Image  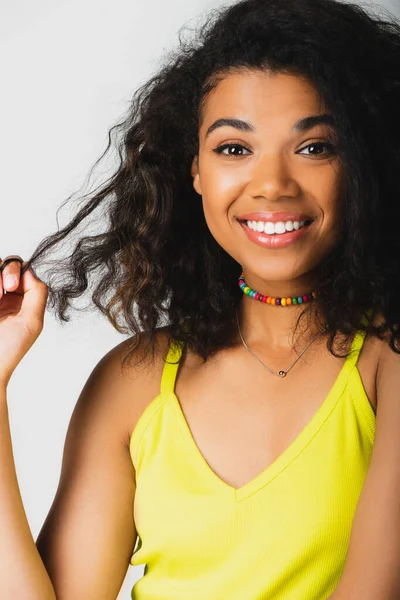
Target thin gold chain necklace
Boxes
[235,309,326,378]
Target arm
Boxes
[1,336,144,600]
[0,261,55,599]
[35,340,140,599]
[329,338,400,599]
[0,258,143,599]
[0,389,56,600]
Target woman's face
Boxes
[191,69,342,293]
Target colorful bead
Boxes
[237,272,316,307]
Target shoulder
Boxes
[96,325,172,382]
[35,328,174,596]
[72,326,174,447]
[359,322,400,413]
[361,315,400,382]
[376,332,400,392]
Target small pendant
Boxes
[279,370,286,377]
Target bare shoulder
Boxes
[91,326,173,444]
[52,325,174,460]
[375,329,400,385]
[358,320,400,412]
[35,327,174,598]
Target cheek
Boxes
[325,190,342,240]
[201,194,230,236]
[312,169,342,228]
[201,166,243,204]
[199,149,248,196]
[200,188,240,258]
[326,166,343,212]
[199,174,234,228]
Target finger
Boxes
[0,255,24,271]
[18,265,48,330]
[0,256,24,293]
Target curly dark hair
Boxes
[24,0,400,367]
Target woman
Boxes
[1,0,400,597]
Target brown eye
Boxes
[298,142,336,157]
[213,143,252,156]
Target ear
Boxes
[191,155,202,195]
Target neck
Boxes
[236,276,324,352]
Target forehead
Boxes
[200,69,324,129]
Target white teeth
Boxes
[245,219,309,235]
[256,221,265,232]
[274,221,286,234]
[285,220,294,232]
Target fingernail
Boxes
[5,275,17,288]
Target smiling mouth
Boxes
[239,218,314,235]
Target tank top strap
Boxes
[346,327,367,368]
[160,339,184,396]
[159,326,368,394]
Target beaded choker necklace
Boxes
[237,272,316,306]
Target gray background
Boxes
[1,0,398,597]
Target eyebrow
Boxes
[205,114,336,138]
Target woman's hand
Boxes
[0,256,48,388]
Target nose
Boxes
[246,152,301,202]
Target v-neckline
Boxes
[167,340,360,503]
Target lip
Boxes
[239,219,313,249]
[237,211,313,223]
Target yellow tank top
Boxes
[129,329,376,599]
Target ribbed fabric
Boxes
[129,330,376,599]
